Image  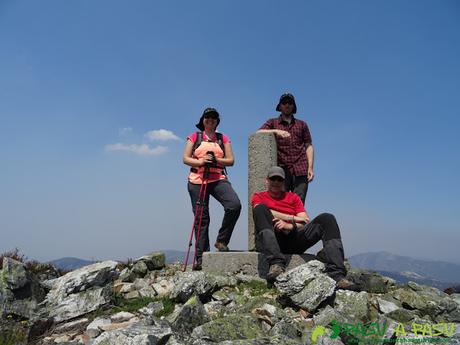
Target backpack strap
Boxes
[191,131,203,158]
[215,132,225,158]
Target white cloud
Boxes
[105,143,168,156]
[119,127,133,136]
[145,129,180,141]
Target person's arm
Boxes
[257,129,290,138]
[215,142,235,166]
[270,210,310,225]
[182,139,212,167]
[306,143,314,182]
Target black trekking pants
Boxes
[253,204,347,280]
[188,179,241,259]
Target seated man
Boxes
[251,166,356,289]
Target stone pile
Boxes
[1,254,459,345]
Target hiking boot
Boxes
[214,242,229,252]
[192,257,202,271]
[266,264,285,283]
[336,278,359,291]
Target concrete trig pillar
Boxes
[247,132,277,251]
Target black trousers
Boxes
[188,180,241,259]
[282,167,308,205]
[253,204,347,280]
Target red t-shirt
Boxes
[251,191,305,215]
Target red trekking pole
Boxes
[183,164,210,271]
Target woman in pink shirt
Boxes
[183,108,241,270]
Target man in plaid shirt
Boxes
[258,93,314,204]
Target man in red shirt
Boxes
[252,166,356,289]
[258,93,313,204]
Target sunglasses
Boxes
[204,113,219,119]
[281,100,294,105]
[269,176,284,182]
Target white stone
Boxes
[377,298,400,314]
[111,311,135,323]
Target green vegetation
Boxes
[155,298,175,317]
[0,323,28,345]
[239,280,277,296]
[112,295,157,313]
[0,248,64,276]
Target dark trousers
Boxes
[282,167,308,204]
[253,204,347,280]
[188,180,241,259]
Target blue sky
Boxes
[1,1,459,263]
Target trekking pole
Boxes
[182,164,210,271]
[192,167,210,268]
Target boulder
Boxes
[92,319,172,345]
[170,295,210,334]
[47,285,112,322]
[170,271,236,303]
[192,314,264,342]
[0,258,46,319]
[346,268,395,293]
[135,252,166,271]
[334,290,370,323]
[275,261,336,312]
[45,260,117,322]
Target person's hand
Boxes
[308,167,314,182]
[273,218,292,232]
[275,130,290,138]
[198,154,214,166]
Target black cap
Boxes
[195,107,221,131]
[276,93,297,114]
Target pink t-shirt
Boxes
[187,132,230,184]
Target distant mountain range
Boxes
[48,257,95,271]
[349,251,460,290]
[49,251,460,290]
[48,251,192,271]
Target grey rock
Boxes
[0,258,46,319]
[111,311,136,323]
[377,297,400,314]
[119,268,136,283]
[346,268,395,293]
[53,317,89,333]
[92,319,172,345]
[2,257,29,290]
[170,272,236,303]
[135,252,166,271]
[391,286,457,319]
[170,295,210,334]
[275,261,336,312]
[138,301,164,317]
[386,308,417,323]
[314,305,345,326]
[192,314,264,342]
[152,279,174,298]
[269,319,302,341]
[334,290,370,323]
[46,260,118,299]
[48,285,112,322]
[132,261,149,277]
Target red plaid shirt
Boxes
[260,115,312,176]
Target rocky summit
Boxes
[1,253,459,345]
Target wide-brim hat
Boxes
[276,93,297,114]
[195,107,220,131]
